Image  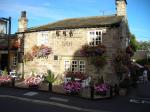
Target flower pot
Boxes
[96,91,107,96]
[28,85,39,90]
[48,83,52,92]
[0,82,11,87]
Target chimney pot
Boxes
[21,11,26,18]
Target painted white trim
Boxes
[87,30,103,46]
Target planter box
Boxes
[94,89,111,99]
[0,82,12,87]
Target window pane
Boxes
[37,32,48,46]
[72,60,78,72]
[88,30,102,46]
[65,61,70,71]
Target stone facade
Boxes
[16,0,130,84]
[18,11,28,32]
[116,0,127,17]
[17,24,129,84]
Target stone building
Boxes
[17,0,130,84]
[0,34,18,71]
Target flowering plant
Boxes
[80,44,106,57]
[94,83,110,96]
[64,81,81,94]
[24,52,34,62]
[25,76,42,87]
[32,45,52,58]
[65,72,87,81]
[126,46,134,57]
[24,45,52,62]
[0,68,12,85]
[0,76,12,84]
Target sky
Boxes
[0,0,150,41]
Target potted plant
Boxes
[0,68,12,87]
[45,70,57,92]
[64,81,81,95]
[94,83,110,96]
[25,76,42,89]
[64,72,86,95]
[94,76,110,96]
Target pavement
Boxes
[0,87,150,112]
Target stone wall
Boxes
[133,50,148,60]
[18,24,128,84]
[116,1,127,16]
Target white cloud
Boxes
[0,2,66,20]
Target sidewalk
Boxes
[0,87,150,112]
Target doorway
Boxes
[0,54,8,70]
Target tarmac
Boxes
[0,86,150,112]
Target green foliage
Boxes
[130,34,138,52]
[45,70,57,83]
[2,68,8,76]
[137,41,150,50]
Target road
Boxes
[0,87,150,112]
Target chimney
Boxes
[18,11,28,32]
[116,0,127,17]
[21,11,26,18]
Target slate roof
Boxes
[28,15,124,32]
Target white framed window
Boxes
[12,57,17,66]
[79,60,85,73]
[64,61,71,71]
[71,60,78,72]
[88,30,102,46]
[37,32,49,46]
[64,60,85,73]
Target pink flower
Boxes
[64,81,81,93]
[94,83,110,94]
[0,76,12,84]
[25,76,42,86]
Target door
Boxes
[0,54,8,70]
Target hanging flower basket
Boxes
[32,45,52,58]
[80,44,106,57]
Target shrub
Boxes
[45,70,57,84]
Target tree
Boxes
[138,41,150,50]
[130,34,138,52]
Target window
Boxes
[88,30,102,46]
[69,30,73,37]
[63,31,67,36]
[64,60,85,73]
[65,61,71,71]
[79,60,85,73]
[12,57,17,66]
[37,32,48,46]
[54,55,58,60]
[71,60,78,72]
[56,30,60,37]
